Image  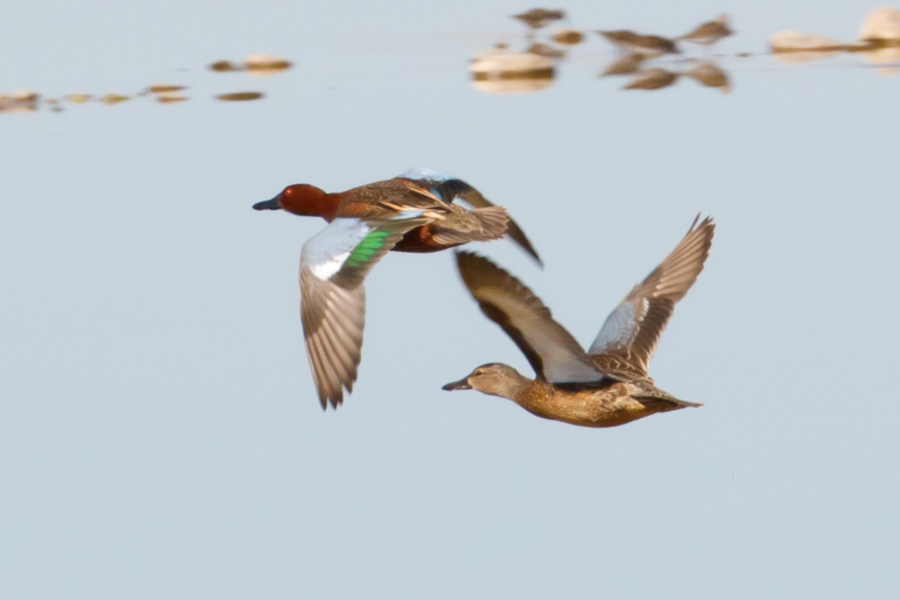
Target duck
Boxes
[443,215,714,428]
[511,9,566,30]
[597,30,680,57]
[253,168,542,410]
[679,15,734,46]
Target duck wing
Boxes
[455,251,606,383]
[588,215,715,381]
[398,168,543,266]
[300,215,430,409]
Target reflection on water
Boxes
[7,8,900,112]
[623,67,679,91]
[2,53,290,114]
[683,61,730,92]
[0,91,39,114]
[598,30,680,57]
[596,17,732,94]
[98,93,131,105]
[861,45,900,75]
[216,92,265,102]
[146,84,187,94]
[769,31,846,63]
[469,46,555,94]
[65,94,92,104]
[551,29,583,46]
[469,6,900,96]
[601,53,645,76]
[769,7,900,72]
[209,53,293,77]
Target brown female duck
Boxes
[443,215,715,428]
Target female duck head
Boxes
[442,363,528,399]
[253,184,337,219]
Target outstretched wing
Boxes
[398,168,543,266]
[588,215,715,380]
[300,215,430,409]
[456,251,606,383]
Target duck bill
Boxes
[442,377,472,391]
[252,197,281,211]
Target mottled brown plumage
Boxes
[443,216,715,428]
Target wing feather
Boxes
[589,215,715,380]
[300,216,429,408]
[456,252,605,383]
[398,168,543,266]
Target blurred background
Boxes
[2,1,899,598]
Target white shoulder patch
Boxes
[397,167,454,182]
[300,218,369,282]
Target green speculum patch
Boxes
[346,231,390,267]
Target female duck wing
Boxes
[301,215,430,409]
[588,215,715,380]
[397,168,543,266]
[456,251,606,383]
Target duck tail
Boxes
[469,205,509,241]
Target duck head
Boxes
[442,363,529,399]
[253,184,337,220]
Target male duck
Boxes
[253,168,542,410]
[443,215,714,428]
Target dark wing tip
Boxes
[505,217,543,268]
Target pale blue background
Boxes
[3,1,899,598]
